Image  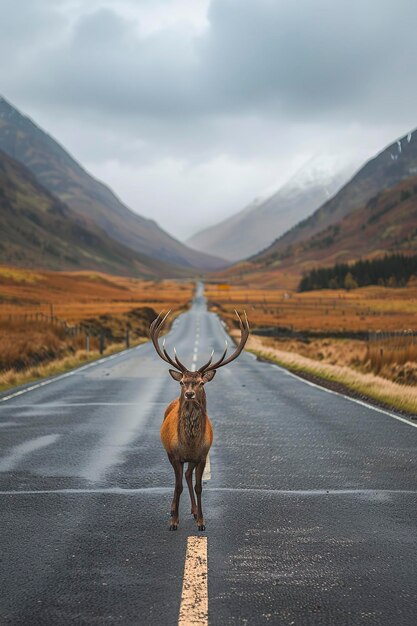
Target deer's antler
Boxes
[150,311,187,372]
[198,310,249,374]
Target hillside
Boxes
[0,150,186,277]
[218,173,417,289]
[0,96,225,271]
[286,175,417,269]
[254,128,417,264]
[187,158,352,261]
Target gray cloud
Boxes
[1,0,416,238]
[9,0,415,121]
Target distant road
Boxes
[1,284,417,625]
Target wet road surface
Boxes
[1,285,417,625]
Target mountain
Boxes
[254,128,417,264]
[270,174,417,274]
[218,170,417,290]
[186,157,354,262]
[0,149,186,277]
[0,96,225,271]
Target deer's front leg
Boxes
[185,462,198,519]
[195,459,206,531]
[168,455,183,531]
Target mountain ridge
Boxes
[187,156,354,261]
[0,148,189,277]
[254,128,417,264]
[0,96,226,271]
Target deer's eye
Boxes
[180,381,184,386]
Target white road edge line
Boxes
[0,343,146,404]
[178,536,208,626]
[267,361,417,430]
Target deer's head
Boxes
[168,369,215,403]
[149,310,249,403]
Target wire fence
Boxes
[367,329,417,372]
[368,329,416,349]
[0,311,132,355]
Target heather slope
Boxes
[254,129,417,263]
[0,96,225,271]
[0,150,186,277]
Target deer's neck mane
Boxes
[179,390,207,441]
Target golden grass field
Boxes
[1,267,416,413]
[247,335,417,415]
[0,266,194,322]
[206,282,417,333]
[0,265,194,389]
[208,282,417,414]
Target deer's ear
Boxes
[169,369,183,381]
[202,370,216,383]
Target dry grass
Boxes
[365,338,417,384]
[206,283,417,333]
[0,265,194,392]
[0,341,146,393]
[247,335,417,416]
[0,320,84,371]
[0,266,194,321]
[212,282,417,413]
[255,336,417,386]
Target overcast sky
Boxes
[1,0,417,240]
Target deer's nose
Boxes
[185,391,195,399]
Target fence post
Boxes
[86,333,90,353]
[99,330,105,355]
[125,329,130,349]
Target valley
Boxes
[0,96,416,416]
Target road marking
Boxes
[268,362,417,430]
[1,487,416,496]
[178,536,208,626]
[0,434,60,472]
[191,340,198,371]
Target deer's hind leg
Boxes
[168,454,183,531]
[195,459,206,531]
[185,462,198,519]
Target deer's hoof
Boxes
[197,524,206,531]
[169,523,178,531]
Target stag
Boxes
[150,310,249,531]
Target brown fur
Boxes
[160,372,214,531]
[149,309,249,531]
[161,397,213,463]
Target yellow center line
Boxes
[178,536,208,626]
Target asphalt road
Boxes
[1,284,417,625]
